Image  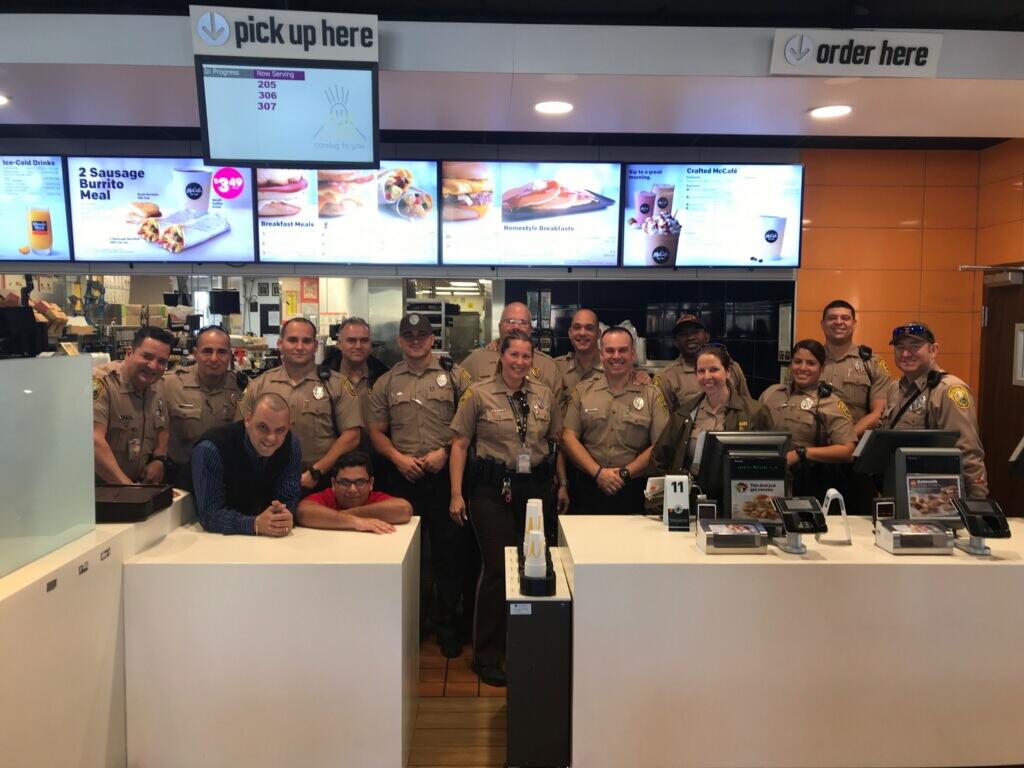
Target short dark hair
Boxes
[822,300,856,320]
[195,325,230,347]
[696,344,732,370]
[338,317,370,335]
[499,330,534,355]
[792,338,826,367]
[332,450,373,478]
[280,316,317,337]
[132,325,174,349]
[600,326,634,348]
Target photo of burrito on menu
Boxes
[441,161,620,267]
[257,161,439,265]
[68,157,254,263]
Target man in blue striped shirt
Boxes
[191,392,302,536]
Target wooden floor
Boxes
[412,637,507,767]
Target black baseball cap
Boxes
[672,314,706,335]
[399,313,433,335]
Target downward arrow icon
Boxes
[784,34,814,66]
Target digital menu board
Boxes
[257,161,438,264]
[0,156,70,261]
[197,58,378,169]
[67,157,255,263]
[440,162,620,267]
[622,164,803,268]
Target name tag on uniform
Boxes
[177,403,195,409]
[517,454,531,474]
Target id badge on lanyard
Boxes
[508,392,531,475]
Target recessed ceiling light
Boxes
[534,101,573,115]
[809,105,852,119]
[0,95,9,107]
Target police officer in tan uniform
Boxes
[655,314,751,411]
[554,308,603,401]
[93,326,173,485]
[883,322,988,498]
[759,339,857,499]
[238,317,362,491]
[162,326,244,488]
[820,300,893,436]
[367,313,468,658]
[562,327,668,515]
[460,301,564,404]
[323,317,388,457]
[448,331,566,687]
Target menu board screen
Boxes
[622,164,803,268]
[441,161,620,267]
[68,157,255,262]
[0,156,70,261]
[257,161,438,264]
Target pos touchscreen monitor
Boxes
[692,432,791,525]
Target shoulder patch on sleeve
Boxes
[652,374,663,389]
[343,378,357,397]
[92,376,104,401]
[655,392,668,412]
[948,385,971,410]
[878,358,891,377]
[459,387,473,407]
[837,399,852,420]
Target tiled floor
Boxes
[412,637,507,767]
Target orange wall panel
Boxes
[803,186,924,228]
[800,227,921,270]
[923,186,978,229]
[937,353,972,383]
[918,312,974,355]
[925,150,979,186]
[919,270,976,313]
[976,221,1024,266]
[802,149,926,187]
[922,228,975,270]
[977,176,1024,228]
[797,269,921,313]
[980,140,1024,185]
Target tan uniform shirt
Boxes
[92,361,167,482]
[460,347,564,404]
[563,376,669,470]
[237,365,363,470]
[758,383,857,449]
[655,358,751,411]
[367,359,466,456]
[822,346,893,422]
[555,352,603,407]
[688,398,729,462]
[340,364,373,425]
[884,366,988,498]
[162,366,243,465]
[450,376,561,467]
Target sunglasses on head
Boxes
[891,324,935,343]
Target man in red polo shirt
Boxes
[297,451,413,534]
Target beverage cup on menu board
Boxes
[28,208,53,255]
[652,183,675,214]
[634,190,655,224]
[173,169,213,215]
[754,215,786,260]
[641,212,682,267]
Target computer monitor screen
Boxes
[853,430,959,475]
[692,431,791,494]
[0,306,47,358]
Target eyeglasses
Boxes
[891,324,935,343]
[699,342,727,351]
[333,478,370,490]
[502,318,532,327]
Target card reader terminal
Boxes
[952,497,1010,556]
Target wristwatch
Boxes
[309,466,323,483]
[796,446,808,463]
[147,454,168,468]
[443,443,452,457]
[619,468,631,481]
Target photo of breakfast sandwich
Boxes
[256,169,308,217]
[126,202,161,225]
[441,161,494,221]
[317,169,376,217]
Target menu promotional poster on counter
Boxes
[257,161,438,264]
[441,161,621,267]
[622,164,803,268]
[0,156,70,261]
[67,157,255,262]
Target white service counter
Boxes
[559,515,1024,768]
[124,519,421,768]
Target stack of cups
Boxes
[524,530,547,579]
[524,498,544,550]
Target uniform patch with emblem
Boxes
[911,394,926,413]
[837,400,852,420]
[92,377,103,401]
[652,374,663,388]
[879,359,891,377]
[655,392,668,412]
[343,379,357,397]
[459,388,473,407]
[530,367,541,379]
[854,360,865,374]
[632,396,645,411]
[436,373,448,387]
[800,397,814,411]
[948,385,971,410]
[409,313,419,325]
[313,384,326,400]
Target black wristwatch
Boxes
[443,443,452,457]
[147,454,168,468]
[619,468,631,481]
[796,446,808,463]
[309,466,323,483]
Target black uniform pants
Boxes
[571,472,647,515]
[383,465,464,639]
[469,475,547,667]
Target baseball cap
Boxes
[889,322,936,345]
[672,314,706,335]
[399,313,432,335]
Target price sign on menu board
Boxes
[0,156,70,261]
[257,161,438,264]
[68,157,255,263]
[198,59,378,168]
[441,162,621,267]
[622,164,803,268]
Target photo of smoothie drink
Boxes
[652,183,675,214]
[634,190,655,224]
[173,168,213,215]
[641,212,681,267]
[754,215,787,260]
